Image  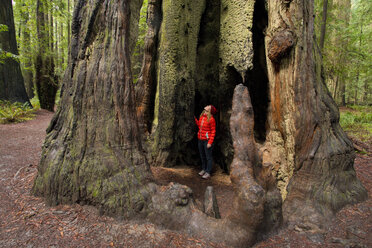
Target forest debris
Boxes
[5,227,18,233]
[12,165,29,182]
[23,210,37,219]
[52,210,65,215]
[346,226,366,239]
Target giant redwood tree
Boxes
[34,0,367,246]
[0,0,30,104]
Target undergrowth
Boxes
[0,97,40,124]
[340,105,372,142]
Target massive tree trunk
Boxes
[34,0,367,246]
[35,0,58,111]
[33,0,153,216]
[15,0,35,99]
[0,0,30,104]
[264,0,366,229]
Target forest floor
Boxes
[0,109,371,248]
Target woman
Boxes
[194,105,217,179]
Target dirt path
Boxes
[0,110,371,247]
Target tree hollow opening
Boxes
[245,0,269,143]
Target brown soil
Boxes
[0,110,371,247]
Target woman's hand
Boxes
[207,143,212,149]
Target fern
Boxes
[0,100,36,124]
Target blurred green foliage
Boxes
[340,105,372,141]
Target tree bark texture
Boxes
[0,0,30,104]
[35,0,58,111]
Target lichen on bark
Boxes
[219,0,255,77]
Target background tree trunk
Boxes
[60,22,64,66]
[16,0,35,99]
[319,0,328,52]
[329,0,351,106]
[35,0,58,111]
[0,0,30,104]
[67,0,71,50]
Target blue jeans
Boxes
[198,140,213,174]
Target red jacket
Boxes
[195,114,216,145]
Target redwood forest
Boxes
[0,0,371,247]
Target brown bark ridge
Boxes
[264,0,367,231]
[135,0,162,135]
[0,0,30,104]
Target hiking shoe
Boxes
[202,173,210,179]
[198,170,206,176]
